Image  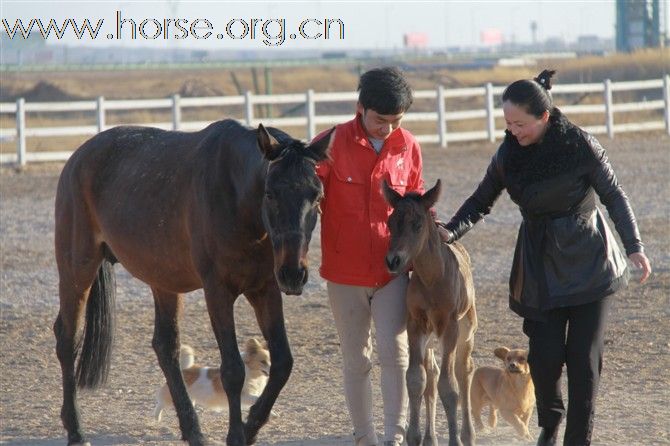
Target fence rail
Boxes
[1,76,668,166]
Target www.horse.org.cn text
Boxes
[1,11,346,46]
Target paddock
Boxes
[1,133,668,445]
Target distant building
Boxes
[403,32,429,50]
[616,0,664,51]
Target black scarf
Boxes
[503,107,591,191]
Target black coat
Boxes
[445,108,643,321]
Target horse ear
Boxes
[308,127,336,161]
[257,123,283,160]
[381,179,402,208]
[421,179,442,210]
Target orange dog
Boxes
[153,338,271,422]
[471,347,535,440]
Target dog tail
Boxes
[76,258,116,389]
[179,344,195,369]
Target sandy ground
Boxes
[1,133,669,446]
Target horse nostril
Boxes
[385,254,399,271]
[300,267,308,285]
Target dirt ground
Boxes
[1,132,668,446]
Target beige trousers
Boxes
[327,274,409,445]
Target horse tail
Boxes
[76,257,116,389]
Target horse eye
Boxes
[265,191,275,200]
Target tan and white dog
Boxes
[153,338,271,421]
[470,346,535,440]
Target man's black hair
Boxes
[358,67,413,115]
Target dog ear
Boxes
[494,347,510,360]
[245,338,262,354]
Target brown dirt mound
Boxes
[20,80,86,102]
[178,79,224,97]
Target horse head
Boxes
[257,124,335,295]
[382,179,442,275]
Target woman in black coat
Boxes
[438,70,651,446]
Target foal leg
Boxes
[423,346,440,446]
[151,288,204,446]
[244,279,293,445]
[406,317,428,446]
[202,282,246,446]
[438,318,461,446]
[455,312,476,446]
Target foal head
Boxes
[382,179,441,275]
[257,124,335,295]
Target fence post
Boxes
[437,85,447,148]
[663,74,670,137]
[96,96,105,133]
[604,79,614,138]
[485,82,496,142]
[306,89,315,141]
[172,94,181,131]
[16,98,26,167]
[245,90,254,126]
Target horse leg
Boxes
[55,277,96,446]
[423,346,440,446]
[54,204,107,446]
[455,310,476,446]
[406,317,428,446]
[202,282,246,446]
[438,318,461,446]
[244,279,293,445]
[151,288,204,445]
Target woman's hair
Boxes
[358,67,414,115]
[502,69,556,118]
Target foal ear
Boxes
[381,179,402,208]
[257,123,283,160]
[307,127,336,162]
[421,179,442,210]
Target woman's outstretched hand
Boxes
[628,252,652,284]
[434,220,454,244]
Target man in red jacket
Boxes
[315,67,426,446]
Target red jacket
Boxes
[315,114,425,287]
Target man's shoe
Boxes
[536,426,559,446]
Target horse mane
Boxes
[265,126,327,164]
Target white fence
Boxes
[1,76,669,166]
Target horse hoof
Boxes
[187,434,206,446]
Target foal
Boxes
[383,179,477,446]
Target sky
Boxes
[0,0,638,51]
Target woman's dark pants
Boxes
[523,297,611,446]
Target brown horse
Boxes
[383,179,477,446]
[53,119,334,446]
